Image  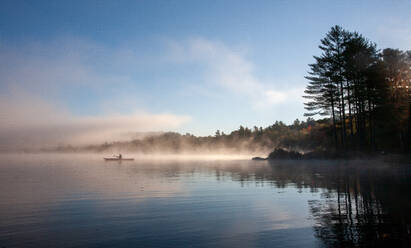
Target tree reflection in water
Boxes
[211,160,410,247]
[261,160,411,247]
[302,162,411,247]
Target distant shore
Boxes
[252,148,411,163]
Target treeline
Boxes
[305,25,411,152]
[54,118,336,154]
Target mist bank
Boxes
[34,118,339,155]
[5,117,411,161]
[44,116,411,159]
[0,91,191,151]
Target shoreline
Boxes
[252,148,411,163]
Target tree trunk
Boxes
[331,94,338,150]
[339,80,347,148]
[368,98,374,150]
[347,81,355,138]
[367,85,374,150]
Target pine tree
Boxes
[304,26,350,149]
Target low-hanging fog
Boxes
[0,91,191,151]
[0,91,271,156]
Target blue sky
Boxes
[1,0,410,143]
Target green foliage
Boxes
[304,26,411,152]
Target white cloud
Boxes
[0,39,191,150]
[263,90,287,104]
[0,36,306,149]
[168,38,304,108]
[0,89,190,150]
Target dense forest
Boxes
[54,25,410,155]
[304,25,411,152]
[54,118,332,154]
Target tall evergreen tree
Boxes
[304,25,410,152]
[342,32,379,148]
[304,25,349,149]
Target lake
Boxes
[0,154,410,247]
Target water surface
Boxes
[0,154,410,247]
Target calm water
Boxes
[0,154,410,247]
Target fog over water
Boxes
[1,154,410,247]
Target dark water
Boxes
[0,155,410,247]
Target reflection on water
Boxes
[0,154,409,247]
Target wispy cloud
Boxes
[0,91,190,149]
[167,38,304,108]
[0,36,304,149]
[0,39,190,150]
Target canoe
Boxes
[104,158,134,161]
